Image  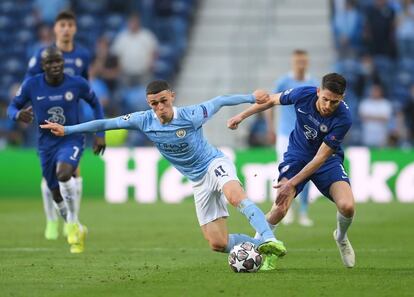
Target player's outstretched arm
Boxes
[202,89,270,119]
[40,120,65,136]
[40,117,127,136]
[227,92,282,130]
[274,143,334,204]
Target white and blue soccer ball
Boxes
[228,242,262,273]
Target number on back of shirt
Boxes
[47,106,66,125]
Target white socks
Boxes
[336,211,353,242]
[74,176,83,217]
[41,179,58,222]
[58,177,78,224]
[56,201,68,221]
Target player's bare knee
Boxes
[209,241,227,252]
[56,171,72,182]
[338,202,355,217]
[208,237,227,252]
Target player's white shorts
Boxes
[191,156,240,226]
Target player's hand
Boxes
[253,89,270,104]
[227,115,243,130]
[39,120,65,136]
[93,136,106,156]
[274,180,296,207]
[16,106,33,123]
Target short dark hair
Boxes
[146,80,171,95]
[321,73,346,95]
[41,46,63,61]
[292,49,308,55]
[55,10,76,23]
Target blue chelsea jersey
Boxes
[25,44,91,80]
[7,74,104,151]
[273,73,319,136]
[279,86,352,163]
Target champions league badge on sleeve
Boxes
[122,114,131,121]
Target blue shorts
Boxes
[278,157,350,201]
[39,141,84,190]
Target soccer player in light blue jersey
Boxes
[8,47,105,253]
[25,11,92,240]
[41,80,287,269]
[228,73,356,269]
[266,50,318,227]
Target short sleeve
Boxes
[323,121,351,151]
[279,86,315,106]
[179,105,208,129]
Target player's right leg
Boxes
[39,151,69,222]
[330,181,356,268]
[41,178,59,240]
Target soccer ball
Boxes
[228,242,262,273]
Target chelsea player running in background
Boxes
[8,47,106,253]
[41,80,286,269]
[26,11,93,240]
[228,73,356,270]
[266,49,318,227]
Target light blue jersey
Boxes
[63,94,255,181]
[273,73,318,136]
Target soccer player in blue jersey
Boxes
[8,47,106,253]
[228,73,356,269]
[40,80,286,268]
[26,11,92,240]
[266,50,318,227]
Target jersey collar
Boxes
[151,106,178,121]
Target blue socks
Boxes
[238,199,275,242]
[225,233,262,253]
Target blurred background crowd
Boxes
[0,0,413,149]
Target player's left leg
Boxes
[330,181,356,268]
[312,160,355,268]
[55,143,87,253]
[200,217,261,252]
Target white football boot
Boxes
[333,230,355,268]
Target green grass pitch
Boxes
[0,199,413,297]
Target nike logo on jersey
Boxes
[36,96,46,100]
[297,108,307,114]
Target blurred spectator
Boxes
[26,24,54,59]
[33,0,70,25]
[88,62,111,115]
[363,0,397,58]
[0,99,22,148]
[396,0,414,58]
[247,114,274,147]
[403,84,414,145]
[333,0,363,57]
[111,13,159,88]
[359,84,393,147]
[92,35,121,94]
